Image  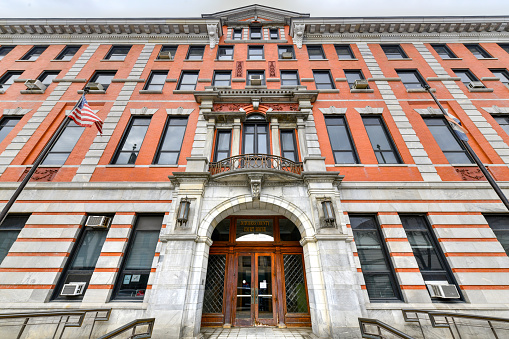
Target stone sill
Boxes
[308,59,329,61]
[198,79,211,82]
[245,85,267,89]
[149,164,179,168]
[20,90,45,94]
[407,88,436,93]
[368,77,401,82]
[15,60,35,62]
[111,79,145,83]
[153,59,173,62]
[350,89,374,93]
[183,59,203,62]
[387,57,412,61]
[266,78,280,82]
[213,86,232,89]
[139,90,163,94]
[338,58,358,61]
[246,59,266,62]
[480,77,500,81]
[427,77,461,81]
[333,164,364,167]
[13,79,30,83]
[214,59,234,62]
[165,79,178,83]
[468,88,494,92]
[232,78,246,82]
[100,59,126,62]
[301,78,315,82]
[278,58,297,61]
[477,57,498,60]
[440,58,462,60]
[173,90,195,94]
[77,90,106,94]
[317,89,340,93]
[54,78,87,83]
[50,59,71,62]
[335,78,347,82]
[105,164,135,168]
[377,164,408,167]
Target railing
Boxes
[209,154,303,175]
[97,318,155,339]
[359,317,415,339]
[0,308,111,339]
[402,309,509,339]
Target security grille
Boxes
[283,254,308,313]
[203,255,226,314]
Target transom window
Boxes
[335,45,355,59]
[104,45,131,61]
[381,45,407,59]
[307,45,325,60]
[431,44,457,59]
[464,44,492,58]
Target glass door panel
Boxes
[256,255,273,320]
[235,255,253,326]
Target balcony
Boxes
[209,154,303,176]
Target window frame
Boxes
[493,115,509,136]
[0,46,15,60]
[186,45,205,61]
[484,214,509,256]
[0,116,21,144]
[54,45,81,61]
[0,215,29,266]
[212,70,232,87]
[431,44,457,59]
[452,69,483,88]
[111,116,151,165]
[247,45,264,60]
[42,119,86,166]
[246,70,265,86]
[335,44,355,59]
[177,70,199,90]
[269,28,279,40]
[307,45,326,60]
[396,69,427,90]
[280,70,299,86]
[278,45,295,59]
[324,115,359,164]
[242,116,270,155]
[312,70,335,90]
[250,27,262,40]
[37,70,60,87]
[88,70,117,91]
[381,44,408,59]
[217,46,234,60]
[153,116,188,165]
[490,69,509,85]
[213,129,232,162]
[19,45,48,61]
[232,29,243,40]
[280,129,299,162]
[143,70,168,91]
[0,71,23,92]
[104,45,132,61]
[344,69,368,89]
[464,44,492,59]
[362,115,403,164]
[499,44,509,54]
[158,45,178,60]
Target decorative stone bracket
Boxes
[207,24,219,49]
[248,174,263,200]
[293,24,305,49]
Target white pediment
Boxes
[203,5,309,23]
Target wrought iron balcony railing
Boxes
[209,154,303,175]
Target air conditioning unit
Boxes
[61,282,87,296]
[250,75,262,86]
[158,51,172,59]
[426,283,460,299]
[468,81,485,89]
[353,79,369,89]
[85,216,111,229]
[85,82,104,91]
[281,52,293,59]
[24,79,46,91]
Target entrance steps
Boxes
[201,327,321,339]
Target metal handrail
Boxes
[0,308,111,339]
[209,154,303,175]
[97,318,155,339]
[359,317,415,339]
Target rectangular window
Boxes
[452,69,483,88]
[335,45,355,59]
[280,70,299,86]
[397,70,426,89]
[213,71,231,87]
[154,117,188,165]
[144,71,168,91]
[465,44,492,58]
[158,45,178,60]
[0,117,21,144]
[499,44,509,54]
[270,28,279,40]
[111,117,151,165]
[250,27,262,40]
[104,45,131,61]
[247,70,265,86]
[88,70,116,91]
[0,71,23,92]
[248,46,264,60]
[280,130,298,162]
[494,116,509,136]
[423,117,473,164]
[278,45,295,59]
[490,69,509,86]
[214,130,232,162]
[381,45,407,59]
[55,45,81,61]
[232,29,243,40]
[217,46,234,60]
[362,116,402,164]
[112,214,163,301]
[37,70,60,87]
[484,215,509,255]
[431,44,457,59]
[325,116,359,164]
[312,70,335,89]
[344,70,367,89]
[350,215,402,301]
[42,120,86,166]
[177,71,199,90]
[186,46,205,60]
[0,46,15,60]
[0,215,29,265]
[307,45,325,60]
[20,46,48,61]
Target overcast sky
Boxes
[0,0,508,18]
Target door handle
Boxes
[255,288,259,304]
[251,288,255,305]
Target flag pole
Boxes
[0,90,89,225]
[424,84,509,211]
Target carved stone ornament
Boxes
[19,168,59,182]
[482,105,509,114]
[455,167,486,181]
[355,106,384,114]
[268,61,276,77]
[293,24,306,49]
[3,107,31,116]
[248,174,263,200]
[130,107,158,115]
[207,24,219,49]
[236,61,244,78]
[414,107,448,115]
[166,107,194,115]
[319,106,347,115]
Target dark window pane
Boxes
[484,215,509,255]
[214,130,231,162]
[0,215,29,264]
[154,117,187,165]
[313,71,334,89]
[250,27,261,40]
[335,45,354,59]
[112,117,151,165]
[233,29,243,40]
[20,46,48,61]
[325,116,358,164]
[178,71,199,90]
[0,72,23,91]
[0,46,15,60]
[362,117,401,164]
[247,71,265,85]
[307,46,325,59]
[105,46,131,60]
[90,71,116,90]
[248,46,264,60]
[344,70,365,88]
[42,120,85,166]
[270,29,279,40]
[159,45,178,59]
[424,118,472,164]
[490,69,509,85]
[38,71,60,86]
[431,44,456,59]
[69,229,107,270]
[0,117,21,143]
[465,44,491,58]
[217,46,233,60]
[382,45,406,59]
[213,72,231,86]
[144,71,168,91]
[397,70,425,89]
[125,231,160,269]
[280,130,298,162]
[211,219,230,241]
[55,46,81,61]
[280,71,299,86]
[187,46,205,60]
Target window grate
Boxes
[203,255,226,314]
[284,254,308,313]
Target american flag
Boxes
[443,110,468,141]
[68,95,103,134]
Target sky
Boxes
[0,0,508,18]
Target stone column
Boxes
[271,117,280,156]
[296,117,308,159]
[231,118,241,156]
[204,118,216,161]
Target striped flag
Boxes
[68,94,103,134]
[443,110,468,141]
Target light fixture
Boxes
[177,197,191,226]
[322,200,336,227]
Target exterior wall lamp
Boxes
[177,197,191,226]
[322,200,336,227]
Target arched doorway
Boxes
[202,215,311,328]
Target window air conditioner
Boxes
[61,282,87,296]
[24,79,46,91]
[353,79,369,89]
[426,283,460,299]
[281,52,293,59]
[85,216,111,229]
[85,82,104,91]
[158,51,172,59]
[250,75,262,86]
[468,81,485,89]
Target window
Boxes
[243,114,269,154]
[312,70,335,89]
[0,117,21,144]
[499,44,509,54]
[20,46,48,61]
[213,71,231,87]
[88,71,116,91]
[246,70,265,86]
[335,45,355,59]
[37,70,60,87]
[250,27,262,40]
[490,69,509,86]
[214,130,232,162]
[397,70,426,89]
[344,70,368,89]
[42,120,86,166]
[350,215,402,301]
[158,45,178,60]
[493,116,509,136]
[270,28,279,40]
[452,69,483,88]
[232,29,243,40]
[484,215,509,255]
[0,71,23,92]
[381,45,407,59]
[144,71,168,91]
[431,44,457,59]
[248,46,264,60]
[51,218,109,300]
[325,116,359,164]
[112,215,163,301]
[0,46,15,60]
[423,117,473,164]
[307,45,325,60]
[465,44,492,58]
[280,70,299,86]
[111,117,151,165]
[55,45,81,61]
[0,215,29,265]
[217,46,234,60]
[186,46,205,60]
[400,215,458,290]
[278,45,295,59]
[104,45,131,61]
[280,130,298,162]
[153,117,188,165]
[177,71,199,90]
[362,116,402,164]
